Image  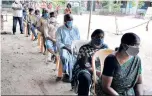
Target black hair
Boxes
[121,32,140,46]
[50,12,55,17]
[118,32,140,52]
[35,10,40,15]
[67,3,71,8]
[29,8,34,13]
[91,29,105,38]
[64,14,73,22]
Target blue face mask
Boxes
[66,21,73,28]
[92,38,104,46]
[43,13,49,19]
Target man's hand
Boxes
[62,46,72,54]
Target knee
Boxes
[78,72,91,84]
[61,50,68,60]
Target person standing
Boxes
[12,0,23,35]
[64,3,72,14]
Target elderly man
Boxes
[56,14,80,82]
[12,0,23,35]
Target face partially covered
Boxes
[64,14,73,28]
[92,33,104,46]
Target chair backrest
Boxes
[71,40,89,55]
[91,49,114,95]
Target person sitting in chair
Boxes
[56,14,80,82]
[71,29,108,96]
[96,33,143,96]
[44,12,58,63]
[36,9,49,54]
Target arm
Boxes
[101,56,119,95]
[75,27,80,40]
[134,75,143,96]
[56,28,65,49]
[44,25,56,43]
[102,75,119,95]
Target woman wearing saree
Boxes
[96,33,143,96]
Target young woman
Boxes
[96,33,143,96]
[71,29,108,95]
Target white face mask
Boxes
[123,44,139,56]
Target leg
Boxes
[78,72,92,96]
[18,17,23,34]
[12,16,17,34]
[1,15,4,30]
[43,35,47,54]
[61,49,70,75]
[27,23,31,35]
[31,24,37,40]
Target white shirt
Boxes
[12,2,23,17]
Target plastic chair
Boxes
[92,49,114,95]
[57,40,89,79]
[71,40,89,55]
[24,22,28,37]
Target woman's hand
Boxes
[102,75,119,95]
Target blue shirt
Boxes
[56,25,80,49]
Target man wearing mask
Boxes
[56,14,80,82]
[36,9,49,54]
[12,0,23,35]
[44,12,58,63]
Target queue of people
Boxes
[11,1,143,96]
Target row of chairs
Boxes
[23,23,114,95]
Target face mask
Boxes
[66,21,73,28]
[92,38,104,46]
[43,13,49,19]
[126,46,139,56]
[123,44,139,56]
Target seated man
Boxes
[36,9,49,54]
[56,14,80,82]
[27,8,38,40]
[44,12,58,62]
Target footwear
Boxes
[33,37,37,41]
[56,77,62,82]
[13,32,15,35]
[20,32,24,34]
[62,74,70,83]
[51,55,56,63]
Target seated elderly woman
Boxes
[71,29,108,95]
[96,33,143,96]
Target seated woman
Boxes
[96,33,143,96]
[71,29,108,96]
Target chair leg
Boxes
[58,61,63,78]
[38,33,41,46]
[56,55,60,70]
[31,33,34,41]
[40,36,44,53]
[24,24,28,37]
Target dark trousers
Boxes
[13,16,23,33]
[78,72,92,96]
